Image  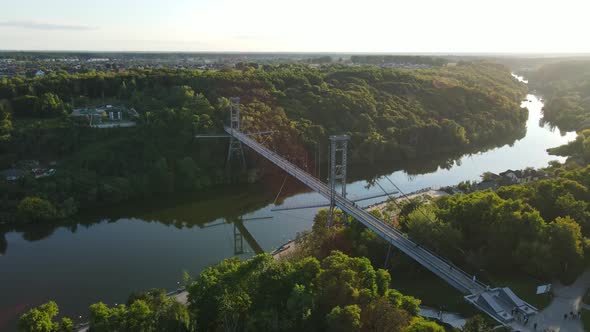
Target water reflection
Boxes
[351,125,527,182]
[0,234,6,255]
[0,91,577,332]
[0,184,275,255]
[0,93,570,255]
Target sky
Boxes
[0,0,589,53]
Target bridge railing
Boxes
[335,196,487,293]
[226,127,488,293]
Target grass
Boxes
[390,268,478,315]
[389,264,553,317]
[489,273,552,310]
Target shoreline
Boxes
[367,188,449,213]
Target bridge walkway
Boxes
[226,126,538,325]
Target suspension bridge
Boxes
[203,97,539,327]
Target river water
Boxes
[0,81,577,330]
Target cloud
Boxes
[0,21,97,31]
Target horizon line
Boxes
[1,49,590,57]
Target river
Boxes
[0,80,577,330]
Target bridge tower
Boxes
[234,223,244,255]
[226,97,246,169]
[327,135,349,226]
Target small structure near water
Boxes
[0,168,25,181]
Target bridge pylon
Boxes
[226,97,246,170]
[327,134,349,226]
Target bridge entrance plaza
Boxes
[224,125,539,328]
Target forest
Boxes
[17,162,590,331]
[350,55,448,66]
[526,60,590,131]
[289,166,590,285]
[17,251,476,332]
[0,62,527,224]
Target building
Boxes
[32,168,56,179]
[70,105,138,128]
[474,180,499,191]
[499,168,542,184]
[1,168,25,181]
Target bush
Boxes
[18,301,73,332]
[17,196,58,223]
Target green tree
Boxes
[11,95,39,117]
[219,289,251,332]
[175,157,199,191]
[17,197,58,223]
[462,315,493,332]
[88,302,129,332]
[403,318,445,332]
[158,302,190,332]
[149,158,174,193]
[361,297,410,332]
[36,93,65,118]
[547,216,585,277]
[0,99,12,141]
[326,305,362,332]
[403,204,462,257]
[284,284,314,330]
[89,302,116,332]
[126,300,154,332]
[18,301,73,332]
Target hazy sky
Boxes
[0,0,589,53]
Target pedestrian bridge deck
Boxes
[225,126,538,325]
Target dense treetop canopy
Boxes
[0,62,527,224]
[527,60,590,131]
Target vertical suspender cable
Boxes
[273,174,289,205]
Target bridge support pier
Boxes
[327,135,349,226]
[224,125,539,326]
[234,223,244,255]
[226,97,246,170]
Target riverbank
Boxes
[2,90,578,331]
[270,239,298,261]
[367,188,449,213]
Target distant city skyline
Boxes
[1,0,589,53]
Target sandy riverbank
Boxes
[367,189,448,213]
[271,239,298,261]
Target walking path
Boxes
[507,270,590,332]
[419,306,466,329]
[418,270,590,332]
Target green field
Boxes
[390,269,477,315]
[390,267,552,317]
[489,274,552,310]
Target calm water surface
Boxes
[0,87,576,330]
